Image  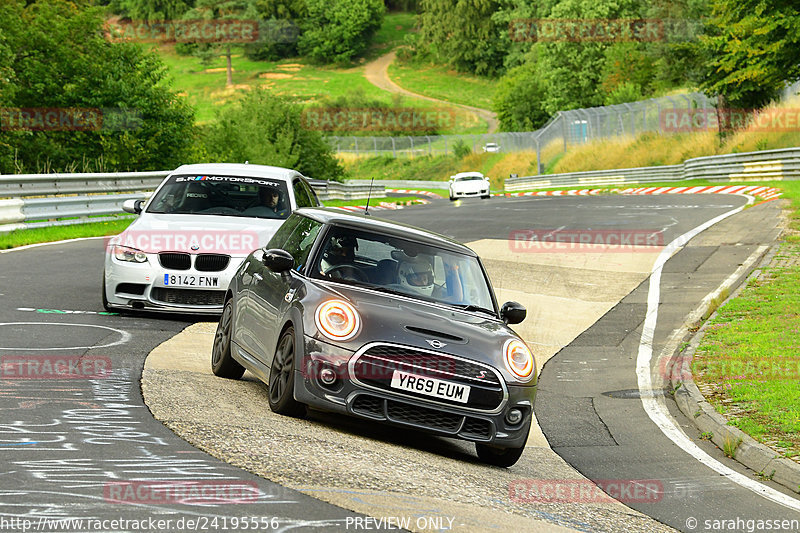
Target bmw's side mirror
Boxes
[501,301,526,325]
[122,199,144,214]
[262,249,294,273]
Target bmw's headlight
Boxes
[113,245,148,263]
[315,300,360,342]
[503,339,534,379]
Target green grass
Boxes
[321,196,419,207]
[0,218,134,250]
[365,12,418,60]
[388,59,497,110]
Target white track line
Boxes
[636,195,800,511]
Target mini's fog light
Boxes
[505,408,523,425]
[319,367,338,386]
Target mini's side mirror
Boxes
[262,248,294,273]
[501,301,526,325]
[122,199,144,214]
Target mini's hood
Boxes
[307,282,529,383]
[113,214,284,255]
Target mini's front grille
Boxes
[387,400,462,432]
[115,283,146,296]
[195,254,230,272]
[352,344,504,411]
[150,288,224,307]
[349,394,494,441]
[352,395,384,418]
[159,253,191,270]
[460,417,492,439]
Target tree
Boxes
[116,0,195,20]
[700,0,800,111]
[298,0,384,64]
[243,0,306,61]
[417,0,508,76]
[0,0,195,173]
[182,0,257,86]
[203,88,344,181]
[493,62,549,131]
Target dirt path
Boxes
[364,51,499,134]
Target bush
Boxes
[493,63,550,131]
[298,0,384,64]
[452,139,471,159]
[202,88,345,181]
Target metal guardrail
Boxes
[0,171,170,197]
[505,147,800,191]
[0,171,383,233]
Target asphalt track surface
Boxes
[1,194,798,532]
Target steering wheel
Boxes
[325,264,369,283]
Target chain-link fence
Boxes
[329,81,800,173]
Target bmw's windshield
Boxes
[146,174,291,219]
[311,226,496,314]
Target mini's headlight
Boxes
[315,300,360,342]
[504,339,534,379]
[113,245,147,263]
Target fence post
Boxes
[391,137,396,158]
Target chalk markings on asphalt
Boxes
[635,195,800,512]
[0,322,131,351]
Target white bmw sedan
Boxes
[449,172,491,201]
[103,163,320,314]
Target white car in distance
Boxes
[103,163,320,314]
[449,172,491,201]
[482,142,501,153]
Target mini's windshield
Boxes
[146,175,291,219]
[311,226,496,314]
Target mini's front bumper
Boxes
[294,337,536,448]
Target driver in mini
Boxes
[320,235,357,274]
[397,256,435,297]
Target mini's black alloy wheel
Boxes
[211,300,245,379]
[268,327,306,417]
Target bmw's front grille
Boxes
[159,253,191,270]
[150,288,224,307]
[351,343,505,411]
[349,393,493,441]
[195,254,230,272]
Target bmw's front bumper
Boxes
[103,252,246,314]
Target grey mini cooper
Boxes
[211,208,536,466]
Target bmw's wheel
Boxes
[101,274,111,312]
[475,442,526,467]
[268,327,306,417]
[211,299,245,379]
[449,195,456,202]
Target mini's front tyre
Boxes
[211,300,245,379]
[268,327,306,417]
[475,442,526,467]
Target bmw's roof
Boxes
[296,208,476,256]
[171,163,303,182]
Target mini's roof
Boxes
[296,208,476,256]
[171,163,302,182]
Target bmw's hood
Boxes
[113,214,284,255]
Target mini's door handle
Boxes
[253,273,263,282]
